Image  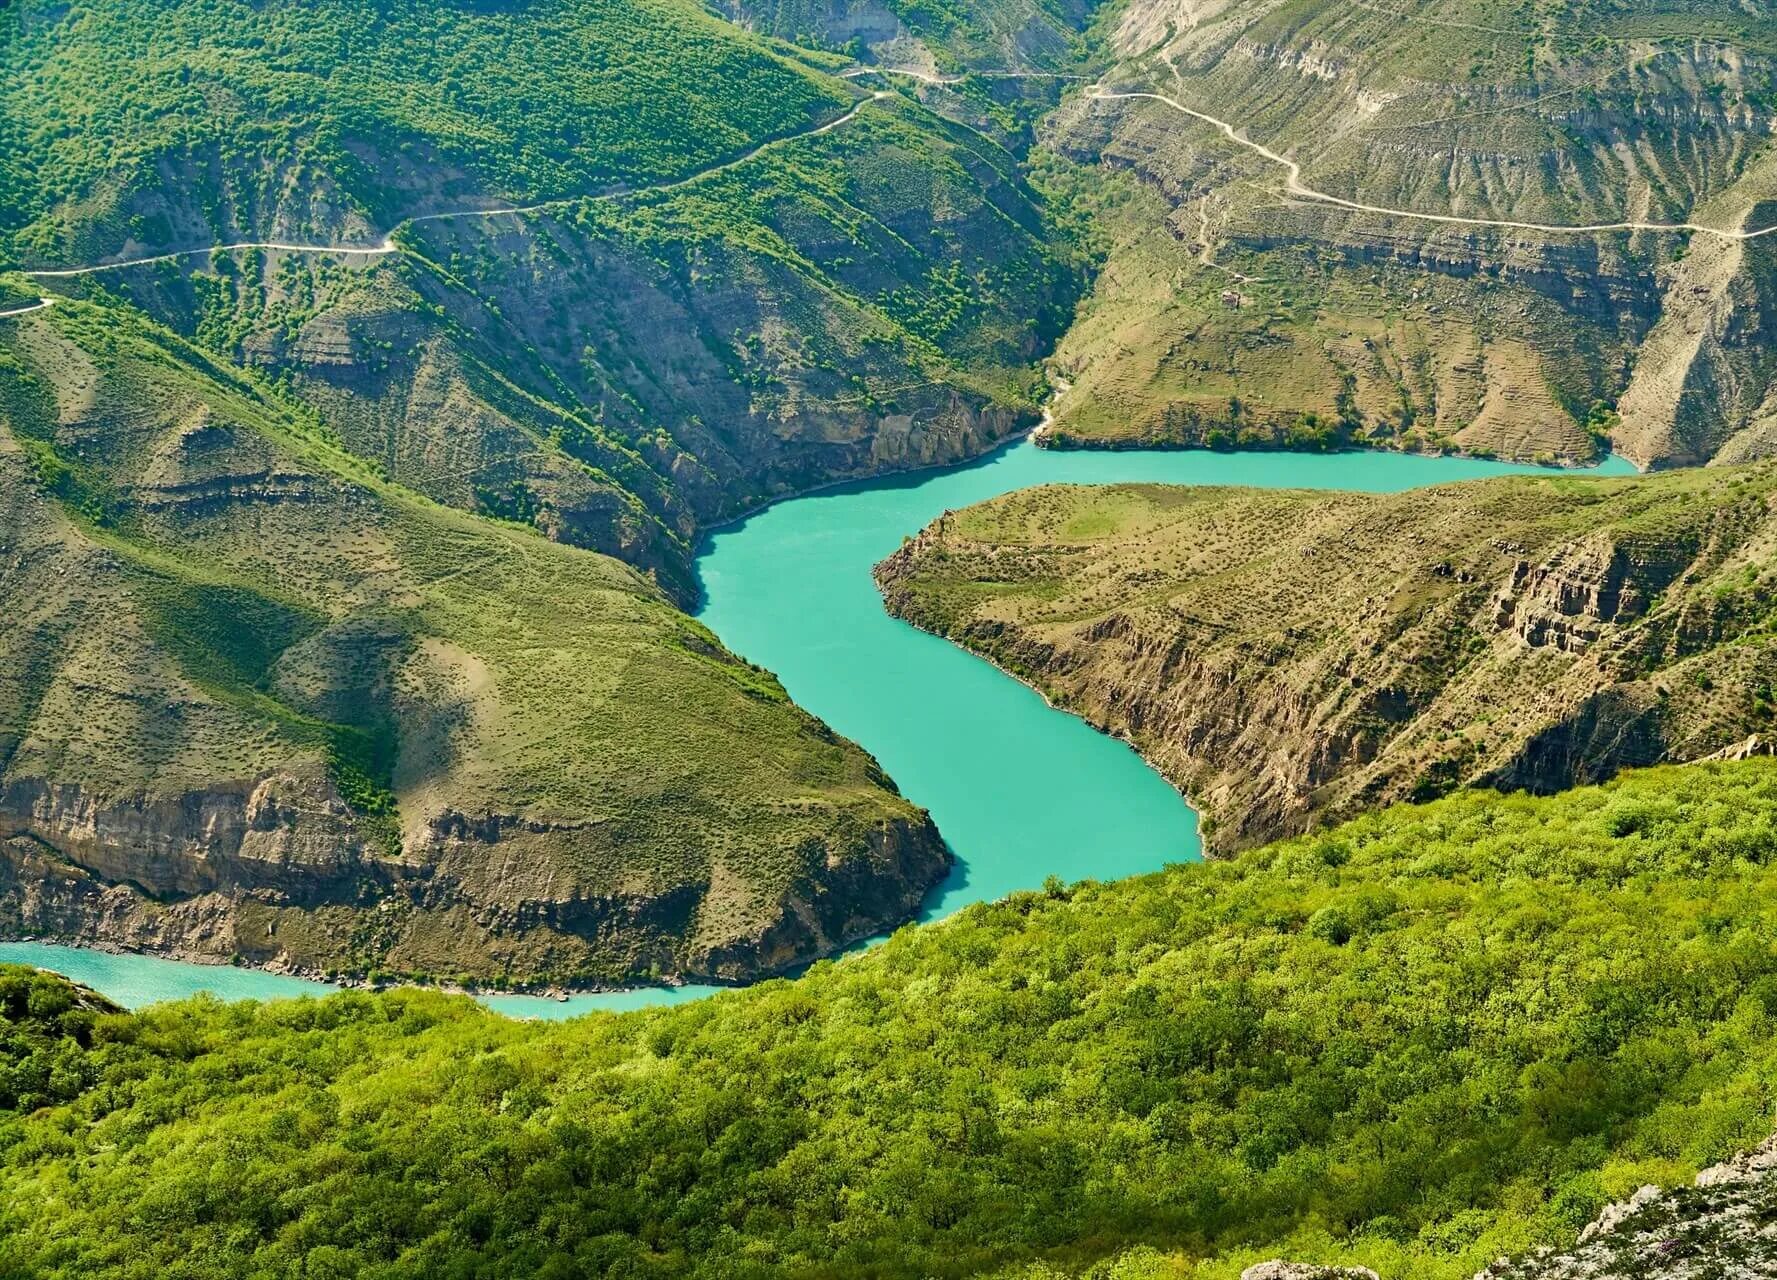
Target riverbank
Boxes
[14,441,1633,1015]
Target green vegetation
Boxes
[8,0,1082,580]
[878,467,1777,851]
[5,760,1777,1277]
[0,966,120,1115]
[0,291,945,986]
[0,0,853,265]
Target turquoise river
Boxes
[2,439,1637,1017]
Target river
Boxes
[2,439,1637,1017]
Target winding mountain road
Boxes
[14,63,1777,320]
[13,92,890,285]
[1089,81,1777,242]
[841,65,1085,85]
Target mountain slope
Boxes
[0,295,946,986]
[0,0,855,266]
[1036,0,1777,467]
[5,760,1777,1277]
[877,466,1777,851]
[0,0,1097,978]
[4,0,1081,594]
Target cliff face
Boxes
[0,297,949,988]
[0,792,945,985]
[877,468,1777,853]
[1036,0,1777,467]
[64,89,1071,608]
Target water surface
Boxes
[698,441,1635,915]
[9,441,1637,1013]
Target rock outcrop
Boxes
[877,467,1777,853]
[0,800,945,986]
[1479,1136,1777,1279]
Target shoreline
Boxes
[0,932,730,1006]
[6,420,1645,1012]
[871,551,1212,861]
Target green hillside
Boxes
[0,292,945,987]
[878,465,1777,852]
[0,0,852,266]
[5,760,1777,1277]
[4,0,1081,591]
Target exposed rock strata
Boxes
[1039,0,1777,466]
[0,794,945,986]
[877,469,1777,853]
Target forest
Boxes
[5,760,1777,1278]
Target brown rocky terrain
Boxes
[1033,0,1777,468]
[877,467,1777,852]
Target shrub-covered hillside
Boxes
[4,760,1777,1278]
[3,0,1081,587]
[0,0,855,265]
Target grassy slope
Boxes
[4,760,1777,1277]
[1037,160,1624,465]
[4,0,1081,587]
[0,293,943,985]
[1038,0,1777,464]
[877,468,1777,851]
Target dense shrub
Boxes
[5,761,1777,1277]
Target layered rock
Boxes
[1038,0,1777,466]
[0,297,950,988]
[877,467,1777,852]
[0,796,944,985]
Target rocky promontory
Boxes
[877,466,1777,853]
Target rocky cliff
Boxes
[45,89,1073,607]
[1035,0,1777,467]
[877,467,1777,852]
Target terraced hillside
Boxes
[0,293,946,987]
[878,465,1777,851]
[1038,0,1777,467]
